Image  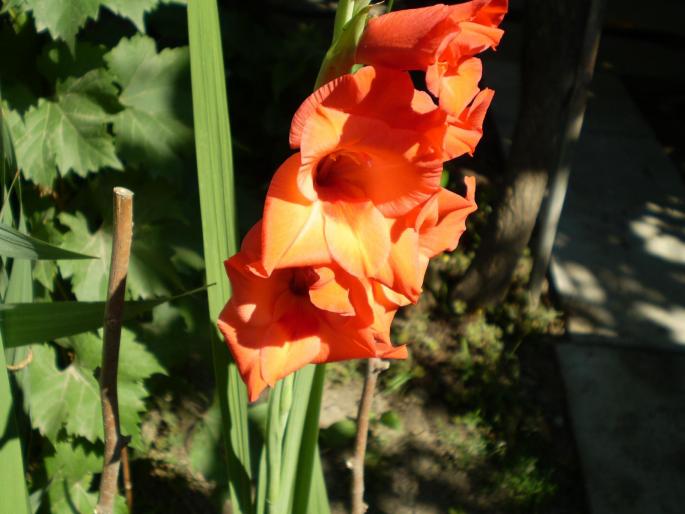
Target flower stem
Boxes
[332,0,355,42]
[265,373,294,513]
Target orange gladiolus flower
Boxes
[357,1,505,157]
[261,66,448,279]
[374,176,477,303]
[217,2,502,398]
[357,1,507,73]
[218,224,407,401]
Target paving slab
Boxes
[487,39,685,512]
[557,343,685,514]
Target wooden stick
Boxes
[96,187,134,514]
[121,445,133,512]
[351,358,388,514]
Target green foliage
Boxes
[16,329,164,446]
[25,0,101,50]
[187,394,226,483]
[43,439,102,513]
[492,456,557,510]
[56,212,176,300]
[13,70,122,185]
[22,0,164,48]
[2,0,232,510]
[0,294,196,349]
[0,99,36,514]
[43,439,130,514]
[187,1,252,513]
[320,418,357,448]
[316,0,371,86]
[106,35,192,176]
[0,221,92,260]
[0,332,31,514]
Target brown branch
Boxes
[96,187,134,514]
[351,358,388,514]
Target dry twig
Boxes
[351,357,389,514]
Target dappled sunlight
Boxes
[547,70,685,350]
[629,200,685,267]
[634,303,685,346]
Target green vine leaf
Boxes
[15,329,165,446]
[12,70,122,186]
[56,212,178,301]
[102,0,160,32]
[23,0,163,48]
[5,103,56,187]
[44,439,130,514]
[25,0,101,50]
[37,41,108,82]
[106,35,192,176]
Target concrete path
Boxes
[550,71,685,514]
[486,15,685,512]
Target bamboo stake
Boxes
[96,187,134,514]
[351,358,388,514]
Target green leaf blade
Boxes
[0,222,93,260]
[187,1,253,513]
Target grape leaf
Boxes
[11,70,122,186]
[45,439,101,480]
[16,329,164,446]
[24,0,163,49]
[5,104,56,187]
[26,0,101,51]
[43,438,130,514]
[37,41,108,82]
[106,35,192,176]
[57,212,177,301]
[102,0,160,32]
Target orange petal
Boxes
[294,67,444,156]
[356,4,452,70]
[314,313,377,363]
[262,153,330,274]
[448,0,508,29]
[308,265,375,327]
[224,253,285,327]
[292,67,416,148]
[373,218,422,303]
[375,341,409,360]
[290,74,348,149]
[304,110,442,216]
[218,304,269,402]
[260,331,322,387]
[322,200,391,278]
[430,57,483,116]
[419,178,477,259]
[456,22,505,56]
[308,265,356,316]
[443,88,494,159]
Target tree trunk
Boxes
[453,0,599,309]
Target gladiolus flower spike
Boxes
[218,0,506,401]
